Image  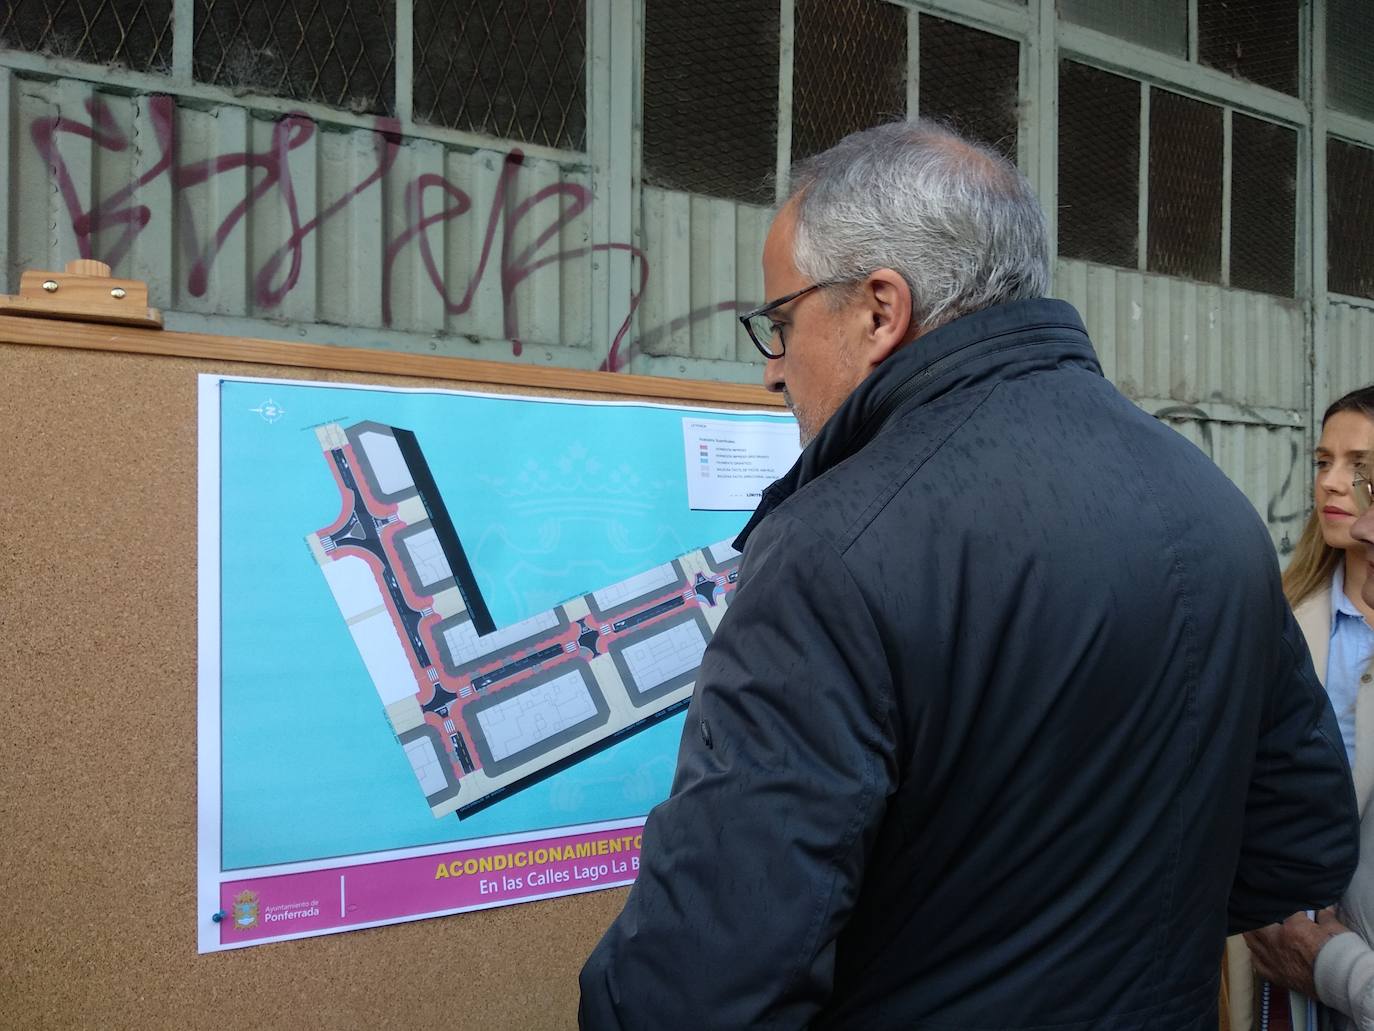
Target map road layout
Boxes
[306,421,742,818]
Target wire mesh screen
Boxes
[1328,0,1374,119]
[0,0,173,73]
[918,15,1019,162]
[1147,89,1223,283]
[642,0,779,204]
[791,0,907,163]
[194,0,395,114]
[1198,0,1299,96]
[1328,138,1374,300]
[1058,0,1187,58]
[413,0,585,150]
[1058,61,1140,269]
[1230,114,1295,296]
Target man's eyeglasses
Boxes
[738,281,840,359]
[1355,467,1373,514]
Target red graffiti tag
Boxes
[30,94,742,372]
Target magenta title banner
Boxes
[218,824,644,947]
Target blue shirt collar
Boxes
[1333,564,1366,621]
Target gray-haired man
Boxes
[578,120,1357,1029]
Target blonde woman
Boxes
[1228,386,1374,1030]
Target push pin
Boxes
[211,910,227,923]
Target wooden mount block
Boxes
[0,262,163,328]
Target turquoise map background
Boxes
[216,377,794,870]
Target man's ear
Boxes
[861,268,918,369]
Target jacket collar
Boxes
[734,298,1099,550]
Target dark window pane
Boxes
[1199,0,1299,96]
[1147,89,1223,283]
[918,15,1019,161]
[0,0,173,73]
[413,0,584,149]
[792,0,907,162]
[1328,139,1374,300]
[194,0,395,115]
[1058,0,1187,58]
[1058,61,1139,268]
[642,0,778,203]
[1230,114,1295,296]
[1328,0,1374,119]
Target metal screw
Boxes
[42,280,58,292]
[110,287,126,300]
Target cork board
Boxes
[0,316,780,1031]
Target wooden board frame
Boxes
[0,315,777,1030]
[0,315,783,408]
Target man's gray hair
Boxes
[788,119,1050,332]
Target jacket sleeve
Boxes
[1228,604,1359,934]
[1316,932,1374,1029]
[579,514,898,1030]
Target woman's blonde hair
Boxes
[1282,385,1374,607]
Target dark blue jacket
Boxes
[580,298,1358,1030]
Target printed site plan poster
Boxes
[197,374,798,952]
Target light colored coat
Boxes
[1227,587,1374,1031]
[1313,795,1374,1028]
[1296,587,1374,817]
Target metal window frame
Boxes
[1321,1,1374,311]
[1308,0,1330,444]
[1221,106,1233,285]
[3,0,1369,432]
[1061,69,1307,290]
[0,1,594,168]
[1050,0,1322,479]
[775,0,795,201]
[772,0,1031,204]
[1138,82,1151,272]
[1059,21,1308,124]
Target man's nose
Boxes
[763,357,785,394]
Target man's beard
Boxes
[784,389,818,448]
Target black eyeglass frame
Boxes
[738,280,842,359]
